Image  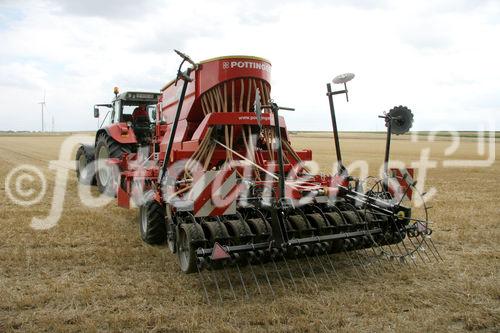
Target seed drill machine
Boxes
[77,51,441,298]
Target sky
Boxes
[0,0,498,132]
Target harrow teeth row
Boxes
[174,201,443,302]
[194,239,442,304]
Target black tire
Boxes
[139,199,167,245]
[166,204,176,253]
[95,133,133,195]
[224,218,253,244]
[246,218,271,242]
[202,221,230,243]
[75,146,95,185]
[177,222,205,274]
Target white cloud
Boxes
[0,0,498,132]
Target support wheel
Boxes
[177,222,205,274]
[139,199,167,245]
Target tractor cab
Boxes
[112,91,160,144]
[81,89,161,194]
[94,89,160,145]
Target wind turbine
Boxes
[38,91,46,132]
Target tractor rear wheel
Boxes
[139,198,167,245]
[75,146,95,185]
[95,133,133,195]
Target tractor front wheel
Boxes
[75,146,95,185]
[95,133,132,195]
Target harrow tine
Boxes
[392,241,411,266]
[210,267,223,304]
[294,256,315,293]
[378,231,404,266]
[282,255,298,291]
[382,245,400,268]
[426,235,443,261]
[352,249,370,274]
[357,248,374,273]
[362,247,382,274]
[313,251,333,285]
[257,256,275,297]
[343,249,361,279]
[222,262,237,301]
[419,242,433,262]
[197,261,210,304]
[388,244,408,266]
[248,260,263,296]
[414,232,437,262]
[324,253,340,279]
[406,236,428,264]
[399,237,418,267]
[235,262,249,299]
[271,256,286,291]
[304,253,320,286]
[371,246,390,272]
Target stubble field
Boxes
[0,132,498,332]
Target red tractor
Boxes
[76,51,440,294]
[76,89,160,194]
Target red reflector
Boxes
[210,242,231,261]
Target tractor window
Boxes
[121,104,155,122]
[111,100,121,123]
[147,105,157,122]
[122,105,137,117]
